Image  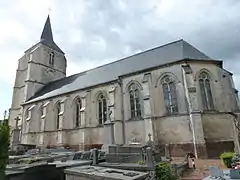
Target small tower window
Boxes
[49,52,55,65]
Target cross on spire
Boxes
[48,7,51,14]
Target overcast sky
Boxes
[0,0,240,119]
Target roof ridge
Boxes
[29,39,203,89]
[61,39,185,76]
[26,39,214,103]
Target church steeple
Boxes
[39,15,64,54]
[40,15,53,42]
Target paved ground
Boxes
[181,159,226,180]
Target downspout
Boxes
[118,77,126,144]
[181,65,198,159]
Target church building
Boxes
[9,16,240,158]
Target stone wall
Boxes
[20,60,238,155]
[202,113,235,158]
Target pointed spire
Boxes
[40,15,54,42]
[39,15,64,54]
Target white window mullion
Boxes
[203,80,210,110]
[133,91,136,117]
[101,101,104,124]
[167,83,173,113]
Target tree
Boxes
[0,121,10,179]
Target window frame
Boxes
[97,93,107,125]
[198,72,214,111]
[56,102,61,129]
[161,75,178,115]
[128,83,142,119]
[74,97,82,128]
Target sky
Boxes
[0,0,240,119]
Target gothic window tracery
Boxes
[161,75,178,114]
[128,83,142,119]
[199,72,214,110]
[97,93,107,124]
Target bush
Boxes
[220,152,235,168]
[231,153,240,168]
[0,123,10,179]
[155,162,178,180]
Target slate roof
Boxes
[26,39,215,104]
[24,15,64,54]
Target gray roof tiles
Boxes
[26,39,214,104]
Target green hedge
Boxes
[0,123,10,179]
[156,162,178,180]
[220,152,235,168]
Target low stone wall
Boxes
[206,141,234,158]
[158,140,234,159]
[159,143,208,158]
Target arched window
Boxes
[161,75,178,114]
[49,52,55,65]
[74,98,81,127]
[56,102,61,129]
[128,83,142,118]
[199,72,214,110]
[97,93,107,124]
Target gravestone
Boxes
[102,107,115,152]
[11,116,21,151]
[147,133,155,151]
[146,147,154,169]
[92,148,98,165]
[105,144,145,163]
[6,164,63,180]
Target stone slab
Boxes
[64,165,149,180]
[49,160,92,168]
[105,153,143,163]
[98,162,151,171]
[108,145,144,154]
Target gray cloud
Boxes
[49,0,240,70]
[0,0,240,117]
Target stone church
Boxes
[9,15,240,158]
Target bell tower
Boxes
[9,15,67,133]
[24,15,67,100]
